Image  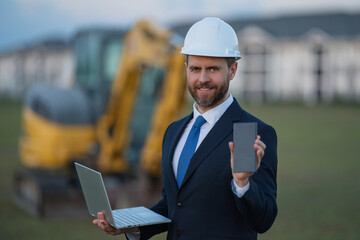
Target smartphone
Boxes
[233,122,257,173]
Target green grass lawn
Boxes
[0,100,359,239]
[247,103,360,240]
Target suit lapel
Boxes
[179,100,243,189]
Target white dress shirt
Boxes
[172,93,249,197]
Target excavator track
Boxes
[13,168,87,218]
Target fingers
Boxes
[95,212,117,235]
[97,212,107,229]
[254,136,266,154]
[255,145,264,160]
[228,141,234,152]
[99,220,120,235]
[254,136,266,170]
[228,141,234,171]
[97,212,105,220]
[93,212,103,226]
[255,136,266,151]
[94,212,139,236]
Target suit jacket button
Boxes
[176,230,181,236]
[177,202,182,208]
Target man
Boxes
[94,17,278,240]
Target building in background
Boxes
[173,12,360,104]
[0,39,73,99]
[0,12,359,103]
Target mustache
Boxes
[195,82,215,89]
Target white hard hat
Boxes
[180,17,241,59]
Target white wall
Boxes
[0,45,74,99]
[231,27,360,103]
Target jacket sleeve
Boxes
[233,124,278,233]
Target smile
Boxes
[198,88,214,93]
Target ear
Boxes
[229,62,238,80]
[184,62,188,73]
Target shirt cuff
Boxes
[126,231,140,240]
[231,178,250,198]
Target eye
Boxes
[190,67,201,72]
[209,67,219,72]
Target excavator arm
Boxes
[96,20,187,176]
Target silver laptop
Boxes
[74,162,171,229]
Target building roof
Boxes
[171,12,360,38]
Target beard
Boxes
[188,78,230,109]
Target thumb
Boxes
[97,212,105,221]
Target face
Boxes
[185,55,237,113]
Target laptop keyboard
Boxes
[113,210,148,227]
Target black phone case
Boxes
[233,122,257,173]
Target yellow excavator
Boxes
[14,21,187,217]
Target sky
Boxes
[0,0,360,51]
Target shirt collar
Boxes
[193,93,234,126]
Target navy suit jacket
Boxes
[140,99,278,240]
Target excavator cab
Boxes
[75,29,125,121]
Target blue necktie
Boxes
[177,115,206,188]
